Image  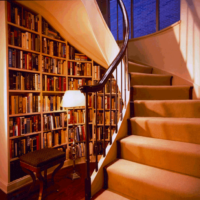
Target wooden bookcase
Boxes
[6,1,120,183]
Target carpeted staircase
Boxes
[93,62,200,200]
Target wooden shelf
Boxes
[10,157,19,162]
[68,75,92,78]
[42,110,66,114]
[9,90,41,93]
[9,112,41,117]
[96,109,118,111]
[8,68,40,74]
[42,72,66,77]
[68,122,92,126]
[95,93,118,95]
[68,59,92,63]
[7,22,40,35]
[8,45,40,54]
[52,143,68,148]
[42,91,65,94]
[94,124,117,126]
[43,127,67,132]
[10,132,41,139]
[42,34,65,43]
[42,53,66,60]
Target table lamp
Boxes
[61,90,85,180]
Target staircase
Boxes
[93,61,200,200]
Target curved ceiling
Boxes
[17,0,119,68]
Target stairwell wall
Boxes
[119,0,200,99]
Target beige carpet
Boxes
[94,62,200,200]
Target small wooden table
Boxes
[20,148,65,200]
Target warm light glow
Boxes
[61,90,85,108]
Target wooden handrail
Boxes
[80,0,129,94]
[83,1,129,199]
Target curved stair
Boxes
[93,62,200,200]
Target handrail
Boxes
[79,0,129,94]
[82,0,129,199]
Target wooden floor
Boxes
[0,163,96,200]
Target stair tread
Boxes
[132,99,200,103]
[93,189,137,200]
[130,72,171,77]
[128,61,151,68]
[107,159,200,200]
[130,117,200,123]
[132,85,191,88]
[121,135,200,155]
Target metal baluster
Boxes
[85,92,91,200]
[115,68,118,133]
[95,92,98,172]
[110,78,112,145]
[121,61,123,120]
[103,87,105,157]
[124,56,126,109]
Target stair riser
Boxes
[131,101,200,118]
[120,137,200,178]
[130,87,192,100]
[130,75,172,86]
[106,160,200,200]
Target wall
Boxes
[122,0,200,98]
[0,1,9,193]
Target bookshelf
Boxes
[6,0,120,183]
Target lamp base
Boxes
[66,171,80,180]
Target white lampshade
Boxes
[61,90,85,108]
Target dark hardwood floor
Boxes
[0,163,95,200]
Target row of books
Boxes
[69,110,85,124]
[42,38,66,58]
[43,130,67,148]
[7,1,40,32]
[42,75,66,91]
[9,72,40,91]
[94,127,115,140]
[94,111,117,125]
[43,96,63,112]
[67,108,93,124]
[93,141,109,155]
[42,19,62,40]
[103,80,118,93]
[68,125,85,142]
[8,27,40,52]
[75,53,88,61]
[10,136,39,158]
[68,62,92,76]
[43,113,67,131]
[10,94,40,114]
[9,115,41,137]
[94,96,117,109]
[68,78,92,90]
[8,49,39,70]
[93,65,101,80]
[42,56,66,75]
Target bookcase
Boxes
[6,0,120,183]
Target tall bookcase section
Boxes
[67,44,94,160]
[6,0,68,182]
[93,62,120,157]
[7,1,42,181]
[41,17,68,158]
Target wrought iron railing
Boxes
[80,0,129,199]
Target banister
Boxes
[83,1,129,199]
[80,0,129,94]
